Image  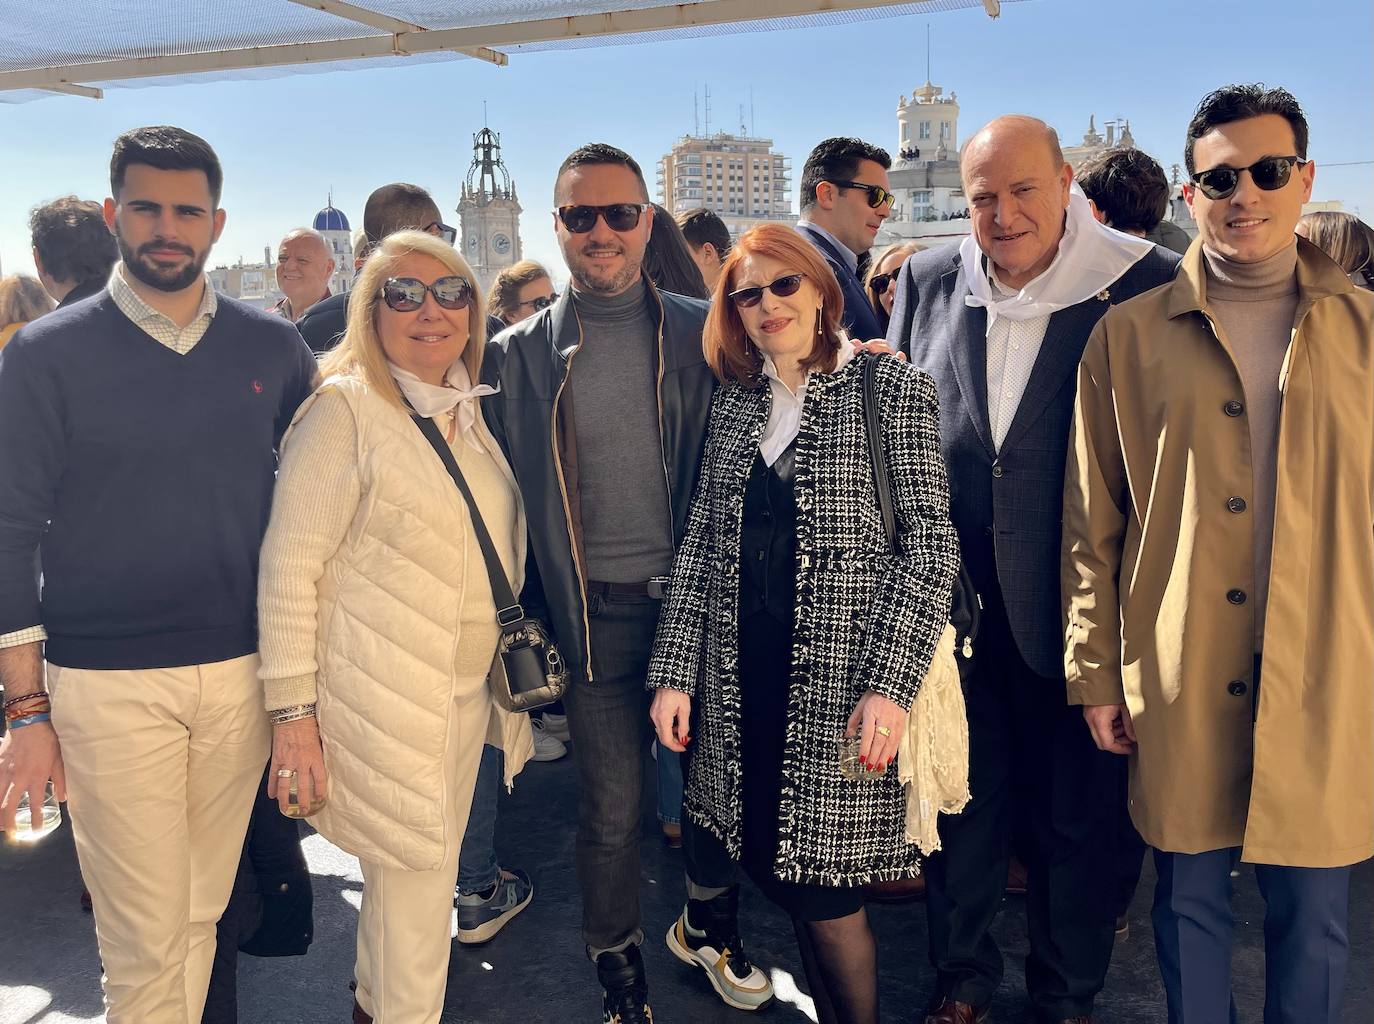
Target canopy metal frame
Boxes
[0,0,1003,101]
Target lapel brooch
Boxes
[1096,288,1111,303]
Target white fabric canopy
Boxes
[0,0,1008,103]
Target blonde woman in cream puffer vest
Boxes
[257,231,532,1024]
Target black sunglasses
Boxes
[870,272,896,295]
[422,221,458,244]
[728,273,806,309]
[555,203,650,233]
[1190,156,1307,201]
[380,275,473,312]
[517,293,559,311]
[829,180,896,209]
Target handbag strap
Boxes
[407,411,524,625]
[862,354,898,554]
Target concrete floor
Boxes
[1,751,1369,1024]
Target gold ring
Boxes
[276,768,297,779]
[876,726,892,737]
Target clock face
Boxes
[492,233,511,255]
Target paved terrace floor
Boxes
[2,751,1370,1024]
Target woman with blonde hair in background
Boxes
[863,242,923,333]
[1298,210,1374,289]
[256,229,533,1024]
[0,274,56,349]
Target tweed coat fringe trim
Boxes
[647,354,959,887]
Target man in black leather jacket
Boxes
[483,144,773,1024]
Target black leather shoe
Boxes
[596,944,653,1023]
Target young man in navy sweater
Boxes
[0,126,317,1024]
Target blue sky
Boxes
[1,0,1370,285]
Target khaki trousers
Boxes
[48,655,270,1024]
[353,679,491,1024]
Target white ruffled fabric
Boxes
[960,183,1155,333]
[388,359,496,451]
[898,623,971,855]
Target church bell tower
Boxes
[456,127,523,292]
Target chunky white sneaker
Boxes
[665,887,773,1011]
[530,717,568,762]
[541,711,571,743]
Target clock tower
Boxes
[456,127,523,292]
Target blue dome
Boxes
[313,205,350,232]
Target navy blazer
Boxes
[887,242,1180,679]
[797,223,886,342]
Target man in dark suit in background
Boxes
[887,115,1180,1024]
[796,137,891,341]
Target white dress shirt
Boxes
[759,342,859,466]
[984,269,1051,451]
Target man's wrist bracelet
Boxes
[5,697,52,723]
[4,691,49,711]
[8,712,52,730]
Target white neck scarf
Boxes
[388,359,497,451]
[961,184,1154,332]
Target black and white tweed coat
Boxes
[646,353,960,886]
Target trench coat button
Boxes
[1224,400,1244,417]
[1227,496,1247,514]
[991,461,1003,479]
[1227,588,1247,605]
[1227,679,1248,696]
[984,526,994,537]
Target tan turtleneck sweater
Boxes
[1202,241,1300,649]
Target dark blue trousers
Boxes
[1152,847,1351,1024]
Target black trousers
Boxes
[564,590,735,958]
[201,765,312,1024]
[923,581,1118,1020]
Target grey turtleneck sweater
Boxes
[1202,241,1300,649]
[568,277,675,583]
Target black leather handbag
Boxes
[862,354,981,678]
[410,411,571,713]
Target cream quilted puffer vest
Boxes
[284,376,532,872]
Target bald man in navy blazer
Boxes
[887,116,1179,1024]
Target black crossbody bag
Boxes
[409,411,571,713]
[862,354,981,677]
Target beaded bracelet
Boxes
[3,691,49,711]
[5,697,52,723]
[8,711,52,730]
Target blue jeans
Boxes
[1152,847,1351,1024]
[457,744,502,895]
[655,741,683,827]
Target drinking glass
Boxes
[10,782,62,843]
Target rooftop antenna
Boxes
[704,83,712,137]
[694,90,700,136]
[483,100,488,128]
[739,103,746,135]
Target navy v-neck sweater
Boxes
[0,291,319,669]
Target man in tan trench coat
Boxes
[1063,84,1373,1024]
